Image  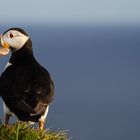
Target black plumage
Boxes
[0,28,54,125]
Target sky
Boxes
[0,0,140,25]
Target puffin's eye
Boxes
[10,33,14,38]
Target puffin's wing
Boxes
[31,80,54,116]
[0,65,54,116]
[16,99,34,113]
[15,79,54,115]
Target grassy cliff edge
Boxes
[0,122,68,140]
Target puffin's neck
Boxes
[9,39,35,65]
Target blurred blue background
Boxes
[0,0,140,140]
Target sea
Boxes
[0,25,140,140]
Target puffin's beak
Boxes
[0,35,10,56]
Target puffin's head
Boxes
[0,28,29,56]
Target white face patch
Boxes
[1,30,29,51]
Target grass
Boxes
[0,122,68,140]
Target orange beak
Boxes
[0,35,10,56]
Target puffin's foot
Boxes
[38,120,45,131]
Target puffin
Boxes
[0,27,54,130]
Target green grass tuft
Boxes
[0,122,68,140]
